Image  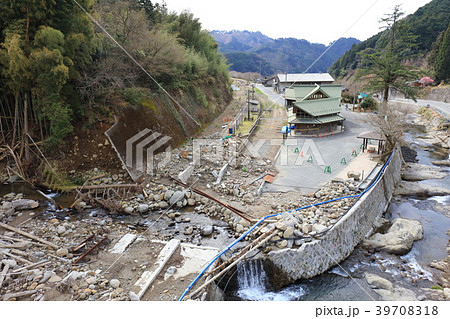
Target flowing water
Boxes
[230,123,450,301]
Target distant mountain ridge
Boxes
[210,30,360,76]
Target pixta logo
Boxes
[126,129,172,175]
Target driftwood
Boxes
[0,247,29,257]
[11,260,50,274]
[77,184,138,190]
[0,222,59,250]
[0,241,32,250]
[2,250,32,265]
[0,263,10,288]
[3,289,38,301]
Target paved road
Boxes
[258,107,375,194]
[394,98,450,118]
[255,85,377,194]
[256,84,285,107]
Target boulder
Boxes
[158,201,169,209]
[312,224,328,234]
[184,226,194,235]
[275,221,288,231]
[187,198,196,206]
[347,171,361,181]
[164,190,174,201]
[56,248,69,257]
[363,218,423,255]
[200,225,214,237]
[169,191,185,205]
[374,287,417,301]
[283,227,294,239]
[12,199,39,210]
[431,160,450,167]
[365,273,393,290]
[138,204,149,214]
[394,181,450,197]
[401,164,447,181]
[109,279,120,288]
[389,218,423,241]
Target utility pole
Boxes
[352,84,357,111]
[247,88,251,121]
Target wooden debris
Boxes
[3,289,38,301]
[0,241,32,250]
[0,263,10,288]
[78,184,138,190]
[1,251,32,265]
[11,260,50,274]
[0,222,59,250]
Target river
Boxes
[227,122,450,301]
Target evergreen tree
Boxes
[434,24,450,83]
[357,5,421,109]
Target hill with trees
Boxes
[0,0,232,181]
[328,0,450,83]
[210,30,360,76]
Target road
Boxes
[394,98,450,118]
[264,109,375,193]
[254,85,377,194]
[256,84,285,107]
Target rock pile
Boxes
[0,202,140,301]
[0,193,39,223]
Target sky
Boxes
[154,0,433,45]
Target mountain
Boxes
[328,0,450,79]
[210,30,360,76]
[212,30,274,53]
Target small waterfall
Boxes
[235,259,304,301]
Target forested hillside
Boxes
[329,0,450,82]
[0,0,232,163]
[211,30,360,75]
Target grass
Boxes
[236,118,256,135]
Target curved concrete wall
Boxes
[266,148,402,281]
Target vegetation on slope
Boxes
[329,0,450,82]
[0,0,232,159]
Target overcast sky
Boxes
[154,0,432,45]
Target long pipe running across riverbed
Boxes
[178,150,395,301]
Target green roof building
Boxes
[285,84,344,136]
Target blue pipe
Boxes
[178,151,394,301]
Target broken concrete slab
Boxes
[109,234,137,254]
[178,165,194,184]
[133,239,180,299]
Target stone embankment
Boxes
[264,148,402,281]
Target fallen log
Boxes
[0,222,59,250]
[3,289,38,301]
[77,184,138,190]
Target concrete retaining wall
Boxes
[267,148,402,281]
